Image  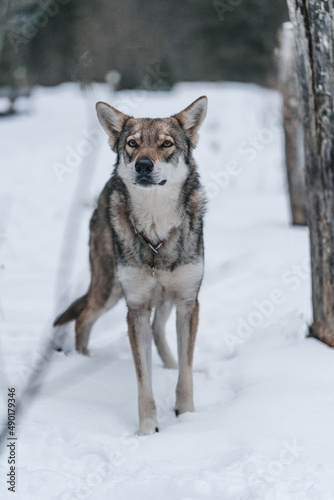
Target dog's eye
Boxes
[127,139,138,148]
[162,140,173,148]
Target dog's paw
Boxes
[138,418,159,436]
[174,401,194,417]
[164,358,178,370]
[76,346,90,356]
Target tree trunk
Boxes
[278,22,307,226]
[0,0,10,60]
[287,0,334,346]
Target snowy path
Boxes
[0,83,333,499]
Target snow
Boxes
[1,82,334,499]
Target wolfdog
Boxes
[54,96,208,435]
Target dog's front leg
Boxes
[127,307,158,435]
[175,299,199,416]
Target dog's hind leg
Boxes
[152,300,178,369]
[75,302,103,356]
[75,280,123,355]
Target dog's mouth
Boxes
[135,176,167,188]
[136,178,155,187]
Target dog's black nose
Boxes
[135,158,154,176]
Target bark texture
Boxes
[287,0,334,346]
[279,22,307,226]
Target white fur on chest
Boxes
[118,261,204,308]
[129,183,183,242]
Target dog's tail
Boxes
[53,294,88,327]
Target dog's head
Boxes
[96,96,207,189]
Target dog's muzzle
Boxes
[134,158,166,187]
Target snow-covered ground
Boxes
[1,82,333,500]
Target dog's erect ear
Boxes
[96,102,130,151]
[174,96,208,147]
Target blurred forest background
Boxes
[0,0,288,96]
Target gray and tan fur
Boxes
[54,96,208,435]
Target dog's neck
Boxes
[128,182,184,243]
